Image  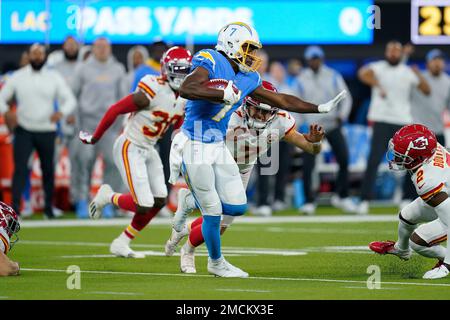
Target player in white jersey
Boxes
[79,47,192,258]
[166,81,324,273]
[369,124,450,279]
[0,201,20,276]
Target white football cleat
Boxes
[89,184,114,219]
[356,200,369,216]
[207,257,249,278]
[253,205,272,217]
[331,196,357,213]
[180,245,197,274]
[423,264,449,280]
[300,203,316,216]
[110,238,145,259]
[165,225,189,257]
[172,188,193,232]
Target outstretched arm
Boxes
[79,91,149,144]
[249,85,346,114]
[283,124,324,155]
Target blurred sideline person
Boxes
[357,41,430,215]
[0,201,20,276]
[122,46,149,94]
[296,46,355,215]
[411,49,450,146]
[51,36,83,213]
[72,37,126,218]
[166,81,324,274]
[253,61,297,216]
[369,124,450,280]
[0,43,76,219]
[79,47,191,258]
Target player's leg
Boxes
[411,219,448,279]
[370,197,437,260]
[178,168,252,272]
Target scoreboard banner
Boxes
[0,0,373,44]
[411,0,450,44]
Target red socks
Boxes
[112,193,136,212]
[189,217,205,247]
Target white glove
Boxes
[222,80,241,106]
[79,131,95,144]
[318,90,347,113]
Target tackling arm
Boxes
[283,124,324,155]
[0,251,19,276]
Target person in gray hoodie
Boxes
[72,37,126,218]
[122,45,149,94]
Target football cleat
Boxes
[165,225,189,257]
[110,238,145,259]
[369,240,412,260]
[207,257,249,278]
[89,184,113,219]
[180,245,197,274]
[172,188,193,232]
[423,263,449,279]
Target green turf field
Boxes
[2,207,450,300]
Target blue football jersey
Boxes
[182,49,262,143]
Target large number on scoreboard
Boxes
[419,6,450,36]
[142,110,183,138]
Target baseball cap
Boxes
[304,46,325,60]
[426,49,445,62]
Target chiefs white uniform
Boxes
[226,107,296,189]
[402,143,450,244]
[113,75,185,207]
[169,107,296,191]
[0,227,10,255]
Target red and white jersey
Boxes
[124,75,185,149]
[226,107,296,172]
[411,143,450,202]
[0,227,10,255]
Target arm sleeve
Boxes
[92,94,139,140]
[0,229,9,254]
[0,76,16,114]
[55,73,76,116]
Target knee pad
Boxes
[222,203,247,216]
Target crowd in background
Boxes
[0,36,449,219]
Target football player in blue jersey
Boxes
[173,22,346,277]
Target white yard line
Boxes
[85,291,143,296]
[343,286,402,290]
[20,215,398,228]
[21,268,450,288]
[20,240,374,256]
[216,289,271,293]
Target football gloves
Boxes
[318,90,347,113]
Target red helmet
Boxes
[388,124,437,171]
[0,201,20,248]
[160,46,192,90]
[243,80,279,130]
